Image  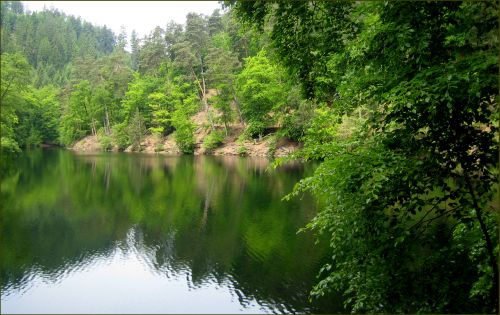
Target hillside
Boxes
[71,106,301,157]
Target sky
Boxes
[22,1,223,40]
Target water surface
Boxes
[0,149,343,313]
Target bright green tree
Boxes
[121,73,158,126]
[16,85,61,148]
[0,52,31,152]
[148,92,170,135]
[235,50,286,138]
[171,85,199,154]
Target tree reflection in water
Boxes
[0,149,343,313]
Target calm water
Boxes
[0,149,343,314]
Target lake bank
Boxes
[70,128,302,157]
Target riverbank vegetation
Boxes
[1,1,498,313]
[1,1,302,156]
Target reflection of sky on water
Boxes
[2,228,272,314]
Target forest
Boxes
[0,1,498,313]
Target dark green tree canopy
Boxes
[230,0,499,313]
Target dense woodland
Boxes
[0,1,498,313]
[1,1,295,154]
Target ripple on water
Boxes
[1,152,336,314]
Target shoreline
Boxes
[69,134,302,158]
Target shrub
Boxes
[25,131,42,149]
[171,106,196,154]
[99,135,113,151]
[111,122,130,151]
[174,129,194,154]
[237,145,247,156]
[267,135,277,157]
[237,132,248,143]
[59,116,86,147]
[244,120,266,139]
[97,128,113,151]
[172,119,195,154]
[280,113,305,141]
[235,133,248,156]
[202,130,224,153]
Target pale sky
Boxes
[22,1,223,40]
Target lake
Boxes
[0,149,343,314]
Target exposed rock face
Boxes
[71,129,300,157]
[210,133,301,157]
[70,135,102,152]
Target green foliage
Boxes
[266,135,277,158]
[148,91,171,135]
[203,130,224,153]
[292,127,497,313]
[171,110,195,154]
[122,74,158,124]
[237,145,247,156]
[67,80,101,136]
[279,114,305,142]
[127,110,146,151]
[138,26,167,76]
[235,50,287,128]
[235,133,248,156]
[222,9,264,61]
[1,53,62,150]
[211,32,232,52]
[244,120,266,139]
[229,1,354,100]
[169,86,198,154]
[236,132,248,156]
[185,13,210,60]
[0,5,280,156]
[1,4,116,88]
[276,87,315,142]
[235,0,499,313]
[16,85,61,148]
[111,122,130,151]
[206,45,240,131]
[0,52,31,152]
[58,117,81,147]
[97,130,113,151]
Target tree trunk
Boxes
[90,119,96,136]
[193,68,215,131]
[104,108,111,135]
[201,74,215,131]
